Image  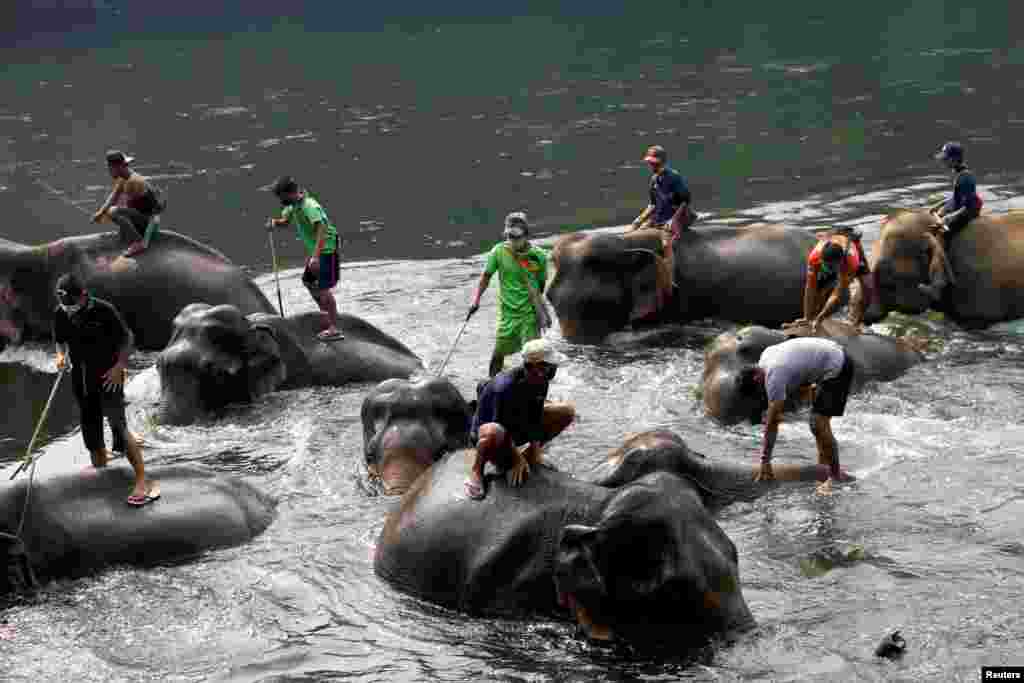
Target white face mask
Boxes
[59,302,84,316]
[507,236,529,253]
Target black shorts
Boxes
[812,353,855,417]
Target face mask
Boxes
[507,237,529,253]
[59,301,84,316]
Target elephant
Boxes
[0,230,275,352]
[361,377,473,495]
[702,319,924,424]
[545,225,817,343]
[375,430,846,648]
[157,302,423,423]
[865,209,1024,327]
[1,463,275,597]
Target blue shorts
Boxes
[302,251,340,291]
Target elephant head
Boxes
[0,240,59,352]
[157,303,303,423]
[546,230,674,343]
[702,326,788,425]
[553,469,754,645]
[865,210,948,322]
[361,377,472,494]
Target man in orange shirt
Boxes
[796,232,869,332]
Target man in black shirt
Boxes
[465,339,575,499]
[53,273,158,505]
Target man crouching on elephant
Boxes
[738,336,855,496]
[790,232,869,333]
[53,273,158,506]
[465,339,575,499]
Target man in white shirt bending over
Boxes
[738,337,855,495]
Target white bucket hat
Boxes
[521,338,565,366]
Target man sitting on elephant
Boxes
[628,144,696,242]
[919,142,983,301]
[792,231,869,332]
[465,339,575,499]
[738,336,855,496]
[91,150,165,258]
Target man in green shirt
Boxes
[468,212,549,376]
[267,176,343,341]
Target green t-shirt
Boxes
[281,195,338,255]
[484,242,548,319]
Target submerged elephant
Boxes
[1,463,275,596]
[702,319,923,424]
[375,430,844,647]
[0,230,274,352]
[546,225,816,343]
[866,209,1024,327]
[361,377,472,495]
[157,303,423,423]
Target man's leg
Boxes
[466,423,516,499]
[918,232,952,302]
[316,251,342,337]
[490,317,527,377]
[102,389,148,497]
[317,289,340,335]
[109,208,147,255]
[78,383,110,468]
[533,403,576,466]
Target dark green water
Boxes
[3,2,1023,266]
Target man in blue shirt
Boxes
[465,339,575,499]
[919,142,983,301]
[629,145,695,242]
[931,142,982,240]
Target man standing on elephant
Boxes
[465,339,575,499]
[52,273,158,506]
[467,212,549,377]
[267,176,343,341]
[91,150,164,257]
[738,336,854,495]
[629,145,695,242]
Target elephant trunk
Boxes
[1,530,39,597]
[697,461,852,509]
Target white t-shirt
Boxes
[758,337,845,403]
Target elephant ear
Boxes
[245,322,287,399]
[556,524,607,598]
[618,248,671,324]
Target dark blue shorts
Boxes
[302,251,340,291]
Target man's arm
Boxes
[802,272,818,321]
[92,180,123,222]
[631,204,654,229]
[814,270,850,326]
[760,399,785,460]
[668,177,692,223]
[468,271,493,316]
[108,304,135,369]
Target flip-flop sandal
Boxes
[317,330,345,342]
[126,482,161,507]
[464,477,485,500]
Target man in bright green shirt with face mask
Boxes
[468,211,549,376]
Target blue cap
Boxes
[934,142,963,162]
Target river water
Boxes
[2,3,1024,681]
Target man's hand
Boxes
[266,218,275,231]
[755,459,774,482]
[810,317,822,334]
[102,362,126,391]
[91,210,105,224]
[55,352,67,371]
[306,256,320,272]
[507,449,531,487]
